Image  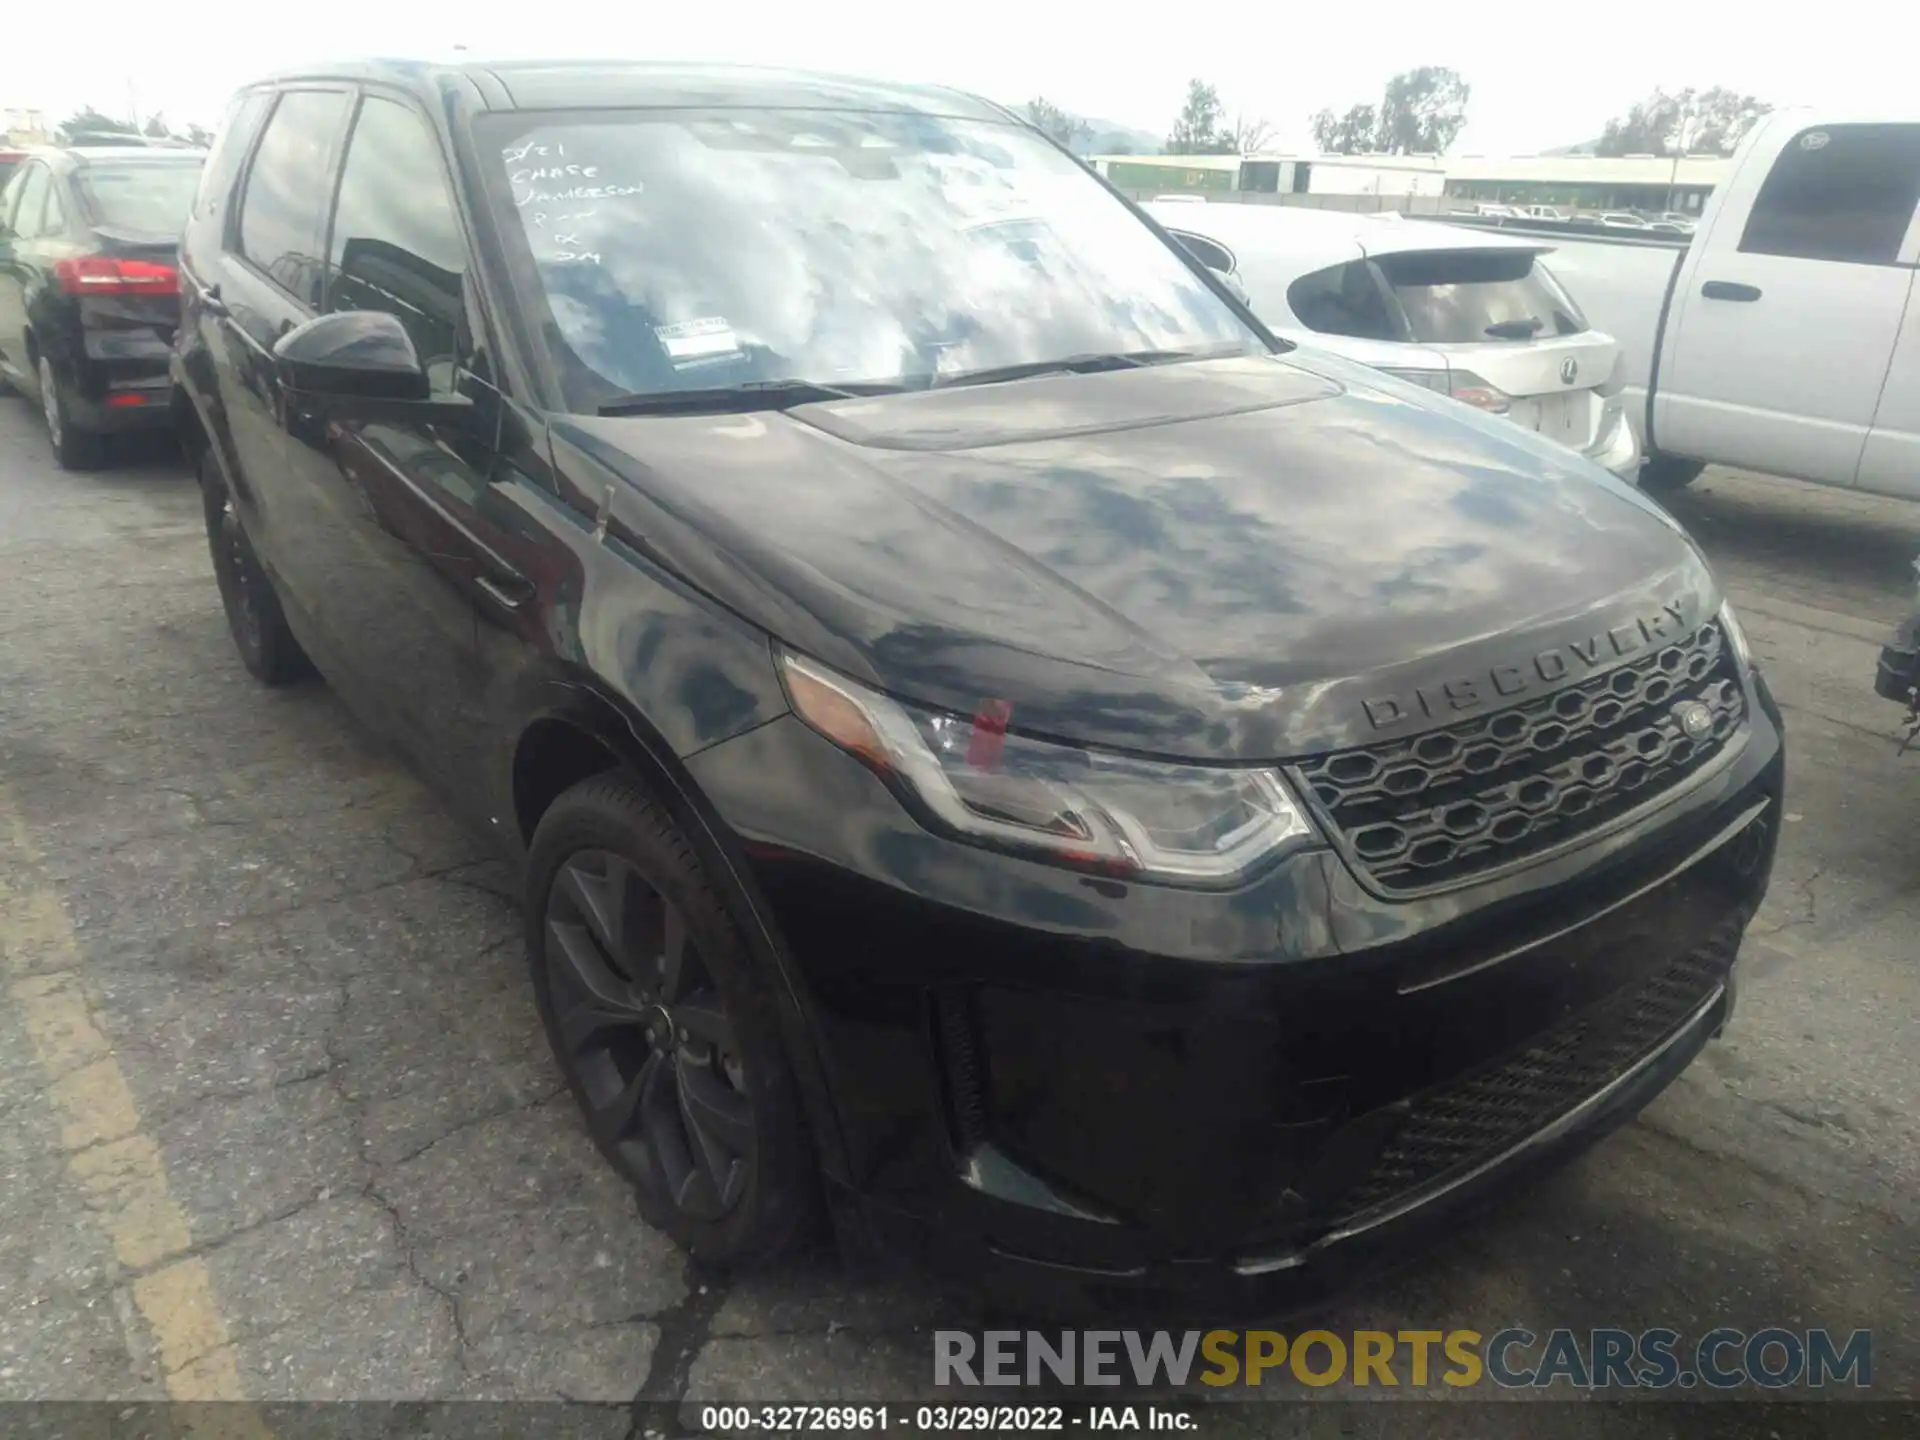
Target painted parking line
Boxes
[0,783,271,1430]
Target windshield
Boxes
[1371,249,1588,344]
[76,163,202,235]
[478,108,1266,409]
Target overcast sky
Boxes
[1,2,1900,154]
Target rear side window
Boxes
[1740,124,1920,266]
[76,164,202,236]
[1285,261,1400,342]
[38,174,68,237]
[1168,229,1235,274]
[238,89,351,305]
[3,163,42,234]
[1375,249,1587,344]
[189,90,273,247]
[11,165,53,240]
[326,96,468,392]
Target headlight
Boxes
[780,652,1316,885]
[1719,600,1754,674]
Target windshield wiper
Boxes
[929,346,1242,391]
[1484,318,1544,340]
[595,378,905,417]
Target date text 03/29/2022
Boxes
[698,1407,1193,1433]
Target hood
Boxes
[550,353,1715,761]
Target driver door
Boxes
[280,88,504,808]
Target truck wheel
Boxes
[1640,456,1704,495]
[527,771,819,1266]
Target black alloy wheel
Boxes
[527,773,815,1263]
[200,449,311,685]
[38,354,105,470]
[544,847,755,1218]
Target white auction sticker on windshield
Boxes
[655,317,742,364]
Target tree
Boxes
[1025,97,1091,152]
[183,123,215,148]
[1311,103,1379,155]
[57,105,139,144]
[143,113,170,138]
[1224,111,1274,156]
[1376,66,1472,154]
[1167,79,1235,155]
[1308,68,1470,155]
[1596,87,1770,157]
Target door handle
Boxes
[474,571,534,611]
[1701,280,1762,302]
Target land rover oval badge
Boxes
[1673,700,1714,742]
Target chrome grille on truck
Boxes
[1330,918,1739,1222]
[1292,621,1744,895]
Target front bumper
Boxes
[687,669,1783,1308]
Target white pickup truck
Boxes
[1435,112,1920,498]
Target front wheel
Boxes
[527,772,817,1266]
[200,450,312,685]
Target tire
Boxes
[38,355,106,471]
[199,449,312,685]
[1639,455,1704,496]
[527,771,817,1266]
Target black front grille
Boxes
[1293,622,1744,894]
[1332,919,1739,1221]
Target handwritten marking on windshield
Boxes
[515,184,643,209]
[502,140,570,163]
[509,163,600,185]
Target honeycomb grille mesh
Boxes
[1293,622,1743,894]
[1334,919,1740,1221]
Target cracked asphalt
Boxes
[0,396,1915,1430]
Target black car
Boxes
[0,144,204,467]
[171,59,1783,1310]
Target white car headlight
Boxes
[780,652,1316,885]
[1719,601,1754,674]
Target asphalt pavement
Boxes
[0,397,1915,1435]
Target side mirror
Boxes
[273,310,428,401]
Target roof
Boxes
[1144,201,1544,269]
[66,146,205,162]
[245,56,1009,121]
[12,144,207,171]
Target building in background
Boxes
[1096,152,1444,199]
[2,108,54,146]
[1443,153,1730,215]
[1092,150,1730,215]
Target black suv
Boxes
[172,59,1783,1309]
[0,144,204,467]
